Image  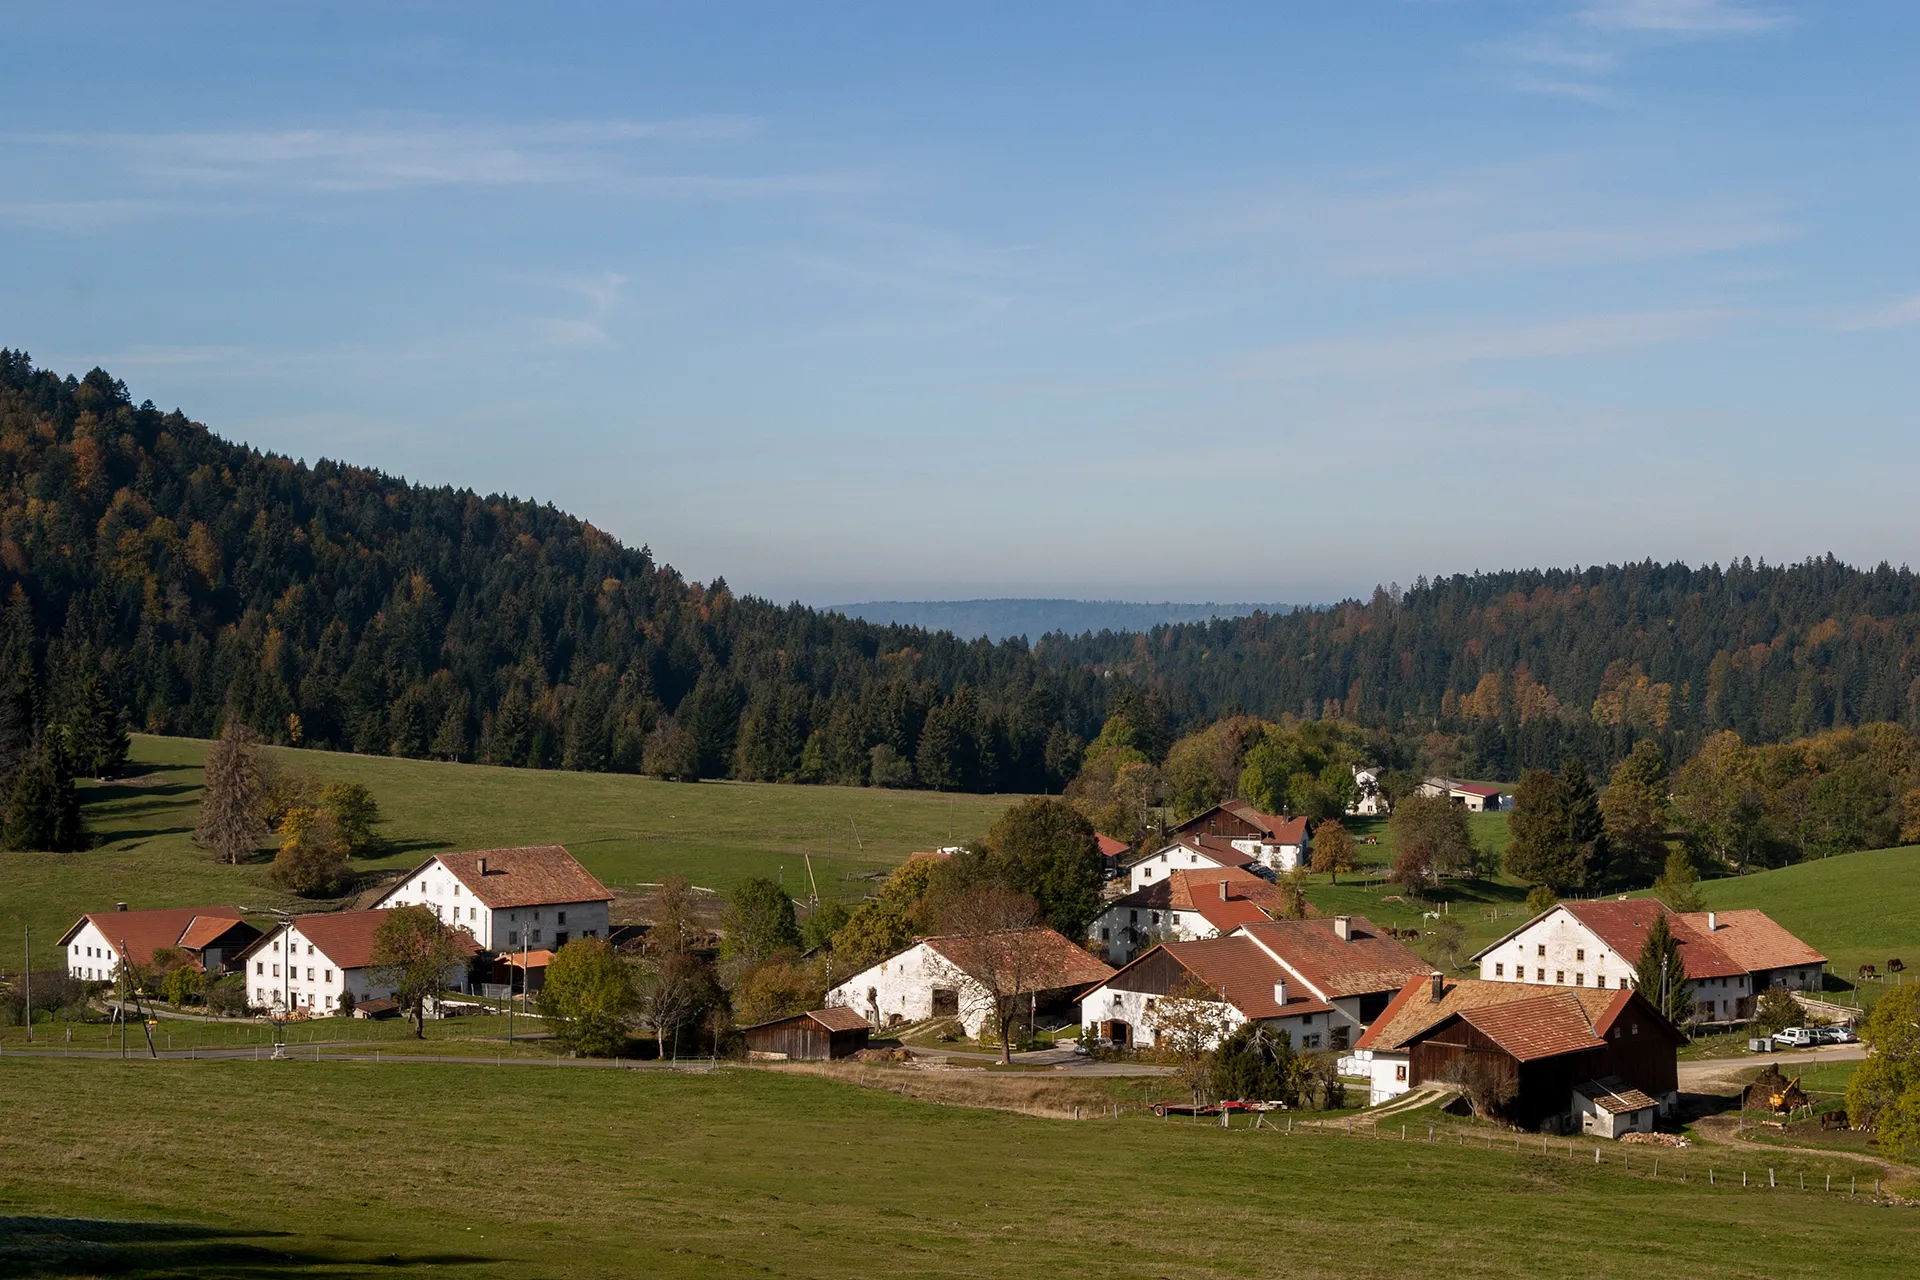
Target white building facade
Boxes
[372,846,613,952]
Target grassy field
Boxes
[1,1057,1914,1279]
[0,734,1022,972]
[1694,845,1920,1000]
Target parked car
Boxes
[1773,1026,1819,1048]
[1817,1025,1858,1044]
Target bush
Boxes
[206,973,249,1018]
[160,965,203,1007]
[540,937,636,1057]
[1525,884,1558,916]
[336,987,358,1017]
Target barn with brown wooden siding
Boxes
[741,1007,874,1061]
[1352,973,1686,1131]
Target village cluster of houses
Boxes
[59,802,1828,1137]
[59,844,617,1017]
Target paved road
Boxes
[1678,1043,1866,1094]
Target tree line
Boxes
[11,352,1920,804]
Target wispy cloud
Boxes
[1239,308,1732,378]
[1186,167,1789,279]
[1579,0,1790,34]
[1838,294,1920,331]
[18,117,758,191]
[1489,1,1792,103]
[0,198,197,230]
[523,271,628,348]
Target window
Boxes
[507,931,518,946]
[470,907,477,921]
[558,911,567,925]
[1555,971,1565,984]
[1574,973,1584,986]
[1537,945,1546,958]
[272,965,280,978]
[1536,968,1545,981]
[1112,993,1123,1006]
[1302,1034,1322,1049]
[1576,948,1585,961]
[1302,1013,1314,1025]
[324,995,333,1009]
[1129,910,1139,924]
[273,940,280,953]
[1143,867,1152,879]
[1595,975,1606,989]
[307,968,315,981]
[1494,963,1504,977]
[1631,1022,1639,1035]
[256,961,265,975]
[1099,928,1110,941]
[323,969,332,983]
[1394,1064,1408,1082]
[454,884,461,896]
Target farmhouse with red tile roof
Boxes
[1089,867,1284,963]
[235,909,479,1016]
[1469,900,1825,1025]
[60,905,260,981]
[372,844,614,953]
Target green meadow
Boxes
[0,734,1021,972]
[1,1056,1913,1280]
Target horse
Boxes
[1857,964,1878,982]
[1889,958,1906,974]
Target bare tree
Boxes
[1437,1053,1519,1120]
[1145,975,1237,1099]
[194,722,269,864]
[929,886,1049,1064]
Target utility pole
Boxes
[22,927,31,1043]
[118,939,129,1060]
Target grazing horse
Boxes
[1858,964,1878,982]
[1889,958,1906,974]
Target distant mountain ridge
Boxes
[828,599,1300,642]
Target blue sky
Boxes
[2,2,1915,604]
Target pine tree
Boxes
[195,722,269,864]
[3,736,83,852]
[1633,910,1691,1024]
[62,671,129,778]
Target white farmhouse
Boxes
[1088,867,1281,965]
[1414,777,1505,812]
[59,904,260,982]
[1127,836,1260,890]
[1080,914,1428,1054]
[1159,801,1314,875]
[1469,901,1826,1024]
[1347,767,1389,817]
[235,909,479,1015]
[371,845,614,952]
[825,927,1114,1037]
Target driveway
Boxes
[1678,1043,1866,1095]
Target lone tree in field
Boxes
[1388,793,1476,888]
[370,905,466,1038]
[318,781,382,856]
[720,877,801,967]
[1633,910,1692,1025]
[195,722,269,864]
[540,937,636,1058]
[1309,819,1355,884]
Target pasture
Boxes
[0,1056,1914,1279]
[0,734,1021,972]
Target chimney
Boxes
[1334,915,1353,942]
[1274,979,1288,1006]
[478,857,488,876]
[115,902,128,912]
[1707,911,1718,932]
[1219,879,1230,902]
[1430,971,1445,1003]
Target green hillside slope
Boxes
[1698,846,1920,994]
[0,734,1020,971]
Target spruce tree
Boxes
[62,671,129,778]
[4,737,83,851]
[1633,910,1691,1024]
[195,722,268,864]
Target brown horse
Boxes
[1889,958,1906,974]
[1858,964,1878,981]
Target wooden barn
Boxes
[742,1007,873,1061]
[1352,974,1687,1131]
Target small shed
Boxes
[742,1007,873,1061]
[491,949,556,995]
[353,997,400,1020]
[1575,1077,1660,1139]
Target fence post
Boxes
[1594,1147,1600,1164]
[1769,1168,1775,1189]
[1401,1124,1406,1141]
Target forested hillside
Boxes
[5,350,1920,794]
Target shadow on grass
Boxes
[0,1215,496,1277]
[83,785,200,809]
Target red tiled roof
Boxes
[176,914,258,952]
[1216,800,1309,844]
[1560,901,1745,980]
[1578,1077,1660,1113]
[1180,835,1260,868]
[1356,975,1623,1054]
[246,909,482,972]
[1458,992,1605,1062]
[1451,782,1502,798]
[805,1006,874,1032]
[1096,834,1131,858]
[1110,867,1282,933]
[924,928,1115,994]
[385,846,615,911]
[1158,937,1333,1019]
[59,906,248,970]
[1234,916,1430,1000]
[1680,909,1826,973]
